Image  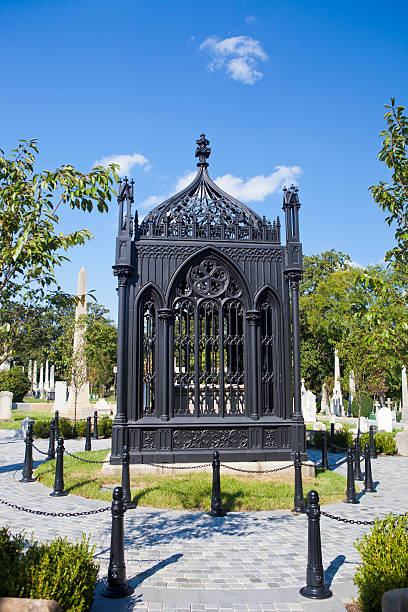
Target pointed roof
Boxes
[142,134,263,229]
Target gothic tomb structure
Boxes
[111,134,306,463]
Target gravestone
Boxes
[378,406,393,433]
[0,391,13,421]
[330,349,344,416]
[321,383,330,415]
[94,397,111,416]
[53,382,67,412]
[359,416,369,433]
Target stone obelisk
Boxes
[402,366,408,421]
[64,267,92,420]
[330,349,344,416]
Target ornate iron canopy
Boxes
[139,134,280,242]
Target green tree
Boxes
[0,139,118,365]
[370,98,408,269]
[299,250,352,392]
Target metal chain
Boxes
[64,449,111,464]
[0,498,110,517]
[320,510,375,525]
[147,462,211,470]
[220,463,293,474]
[32,443,51,457]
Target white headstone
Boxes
[50,365,55,391]
[359,416,369,433]
[402,366,408,420]
[44,360,49,394]
[330,349,344,416]
[94,397,112,416]
[321,383,330,415]
[301,387,317,423]
[0,391,13,421]
[53,381,67,411]
[32,360,38,396]
[39,363,44,399]
[0,360,10,372]
[349,370,355,401]
[28,359,33,383]
[378,406,393,433]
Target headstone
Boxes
[44,360,49,395]
[0,391,13,421]
[330,349,344,416]
[402,366,408,420]
[94,397,112,416]
[53,381,67,412]
[386,397,392,410]
[359,416,369,433]
[0,359,10,372]
[50,365,55,392]
[334,422,343,432]
[301,382,317,423]
[378,406,393,433]
[321,383,330,415]
[39,363,44,399]
[396,431,408,456]
[28,359,32,384]
[313,422,326,431]
[32,360,38,397]
[349,370,355,402]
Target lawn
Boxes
[0,409,54,430]
[35,449,347,511]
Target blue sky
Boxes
[1,0,407,320]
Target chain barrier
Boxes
[220,462,294,474]
[0,498,110,518]
[64,449,111,464]
[147,462,211,470]
[32,443,51,457]
[320,510,375,526]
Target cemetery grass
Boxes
[0,410,54,429]
[35,450,347,511]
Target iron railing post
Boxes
[344,447,358,504]
[21,423,36,483]
[93,410,99,440]
[50,438,68,497]
[47,419,56,460]
[292,451,305,513]
[122,444,136,510]
[322,430,329,470]
[364,444,375,492]
[85,416,92,451]
[354,438,363,481]
[369,426,377,459]
[209,450,225,517]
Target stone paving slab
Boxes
[0,432,404,611]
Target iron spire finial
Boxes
[195,133,211,166]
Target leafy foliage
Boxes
[360,431,396,455]
[0,139,118,365]
[0,366,31,401]
[0,526,99,611]
[354,515,408,611]
[313,427,353,450]
[370,99,408,269]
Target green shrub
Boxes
[314,427,353,450]
[397,412,402,422]
[32,420,50,438]
[351,397,373,418]
[0,526,98,611]
[0,367,31,402]
[98,418,112,438]
[354,514,408,611]
[359,432,396,456]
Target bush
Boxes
[351,397,373,419]
[0,367,31,402]
[354,514,408,611]
[32,420,50,438]
[98,417,112,438]
[359,432,396,456]
[314,427,353,450]
[0,526,98,611]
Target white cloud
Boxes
[245,15,258,23]
[200,35,268,85]
[93,153,149,177]
[138,166,302,215]
[349,261,364,270]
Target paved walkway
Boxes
[0,430,404,611]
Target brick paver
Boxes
[0,429,404,611]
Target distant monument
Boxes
[301,378,317,423]
[402,366,408,421]
[63,267,92,420]
[321,382,330,415]
[330,349,344,416]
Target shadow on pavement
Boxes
[324,554,346,588]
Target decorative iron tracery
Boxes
[172,258,245,417]
[142,299,156,416]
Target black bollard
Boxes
[54,410,59,441]
[330,422,335,452]
[369,426,377,459]
[85,416,92,451]
[121,444,136,510]
[344,448,359,504]
[209,450,226,517]
[93,410,99,440]
[21,423,36,483]
[292,451,305,513]
[300,490,332,600]
[364,444,375,492]
[354,438,363,481]
[101,486,134,598]
[321,430,329,470]
[47,419,56,460]
[71,421,77,438]
[50,438,68,497]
